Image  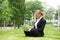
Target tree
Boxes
[25,1,43,20]
[8,0,25,28]
[0,0,11,26]
[0,0,3,26]
[55,9,58,19]
[45,7,55,20]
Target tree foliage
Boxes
[45,7,55,20]
[25,1,43,20]
[0,0,25,28]
[8,0,25,28]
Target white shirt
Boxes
[34,17,42,29]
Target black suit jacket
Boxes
[34,18,46,33]
[24,18,46,37]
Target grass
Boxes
[0,24,60,40]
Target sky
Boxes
[26,0,60,8]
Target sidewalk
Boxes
[0,27,14,30]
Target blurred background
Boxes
[0,0,60,40]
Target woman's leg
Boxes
[30,29,40,37]
[24,31,31,36]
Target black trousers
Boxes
[24,28,44,37]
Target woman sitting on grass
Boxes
[24,10,46,37]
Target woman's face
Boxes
[35,11,41,19]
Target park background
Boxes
[0,0,60,40]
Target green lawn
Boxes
[0,24,60,40]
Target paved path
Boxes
[0,27,14,30]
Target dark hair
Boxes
[40,11,43,15]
